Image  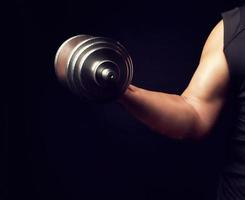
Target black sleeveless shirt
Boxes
[217,5,245,200]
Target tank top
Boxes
[217,5,245,200]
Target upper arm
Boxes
[181,20,230,136]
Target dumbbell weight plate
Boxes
[54,35,133,102]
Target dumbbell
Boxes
[54,35,133,102]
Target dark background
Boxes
[5,0,245,199]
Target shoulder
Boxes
[201,20,224,60]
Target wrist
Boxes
[117,84,139,104]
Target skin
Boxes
[119,20,230,139]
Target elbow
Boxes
[188,129,211,141]
[185,121,212,141]
[168,128,211,141]
[153,118,211,141]
[173,131,210,141]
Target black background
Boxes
[6,0,245,199]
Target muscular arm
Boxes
[119,20,230,139]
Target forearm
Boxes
[119,85,203,139]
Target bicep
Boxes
[181,20,230,134]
